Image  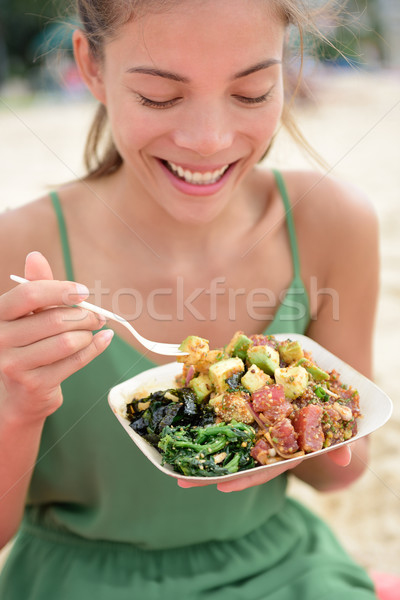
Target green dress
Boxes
[0,171,376,599]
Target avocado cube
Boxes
[225,331,253,360]
[208,357,245,393]
[278,340,304,364]
[177,335,209,364]
[241,364,272,393]
[274,365,309,399]
[297,358,329,381]
[247,345,280,375]
[232,334,253,360]
[189,373,213,402]
[225,331,243,353]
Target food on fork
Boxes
[125,332,362,477]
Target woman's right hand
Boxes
[0,251,113,422]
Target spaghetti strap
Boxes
[271,169,301,279]
[49,191,75,282]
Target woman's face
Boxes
[97,0,285,224]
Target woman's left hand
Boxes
[326,444,352,467]
[177,455,304,493]
[177,442,355,493]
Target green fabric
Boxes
[49,190,74,282]
[23,334,287,548]
[1,499,376,600]
[267,170,310,336]
[0,174,376,598]
[271,169,301,278]
[49,171,310,337]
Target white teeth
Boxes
[166,161,230,185]
[192,172,203,184]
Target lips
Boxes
[162,160,231,186]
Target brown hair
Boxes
[76,0,340,178]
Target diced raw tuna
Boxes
[293,404,324,452]
[250,438,273,465]
[269,418,299,455]
[251,385,292,425]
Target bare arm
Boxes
[0,251,113,547]
[0,401,46,547]
[291,179,380,491]
[180,177,380,494]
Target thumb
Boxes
[328,444,352,467]
[24,251,54,281]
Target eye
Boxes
[233,91,272,105]
[136,94,182,109]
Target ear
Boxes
[72,29,106,104]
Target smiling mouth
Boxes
[162,160,231,185]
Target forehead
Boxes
[104,0,286,76]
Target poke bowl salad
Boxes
[108,332,391,481]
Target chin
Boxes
[163,199,228,225]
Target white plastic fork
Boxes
[10,275,188,357]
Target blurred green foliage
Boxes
[0,0,70,78]
[0,0,388,84]
[314,0,387,66]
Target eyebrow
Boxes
[125,59,281,83]
[233,59,282,79]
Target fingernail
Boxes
[97,314,107,326]
[177,480,190,488]
[100,329,114,344]
[217,485,233,493]
[75,283,90,299]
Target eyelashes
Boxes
[233,91,272,105]
[135,89,273,109]
[136,95,182,109]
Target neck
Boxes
[99,164,265,262]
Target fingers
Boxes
[327,445,352,467]
[24,251,54,281]
[1,329,114,398]
[177,479,212,488]
[178,447,353,493]
[3,330,99,372]
[0,279,90,321]
[177,458,303,493]
[217,459,303,493]
[32,329,114,389]
[0,253,114,420]
[0,306,105,349]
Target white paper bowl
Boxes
[108,333,393,483]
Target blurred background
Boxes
[0,0,399,100]
[1,0,399,580]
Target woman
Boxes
[0,1,379,598]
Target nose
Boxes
[173,101,234,157]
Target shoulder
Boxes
[0,179,101,293]
[257,167,378,232]
[281,169,377,229]
[278,169,379,270]
[0,194,57,253]
[0,195,61,292]
[279,171,380,374]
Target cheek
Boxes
[107,101,164,157]
[252,99,283,150]
[267,85,284,130]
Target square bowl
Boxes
[108,333,393,484]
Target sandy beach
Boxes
[0,68,399,576]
